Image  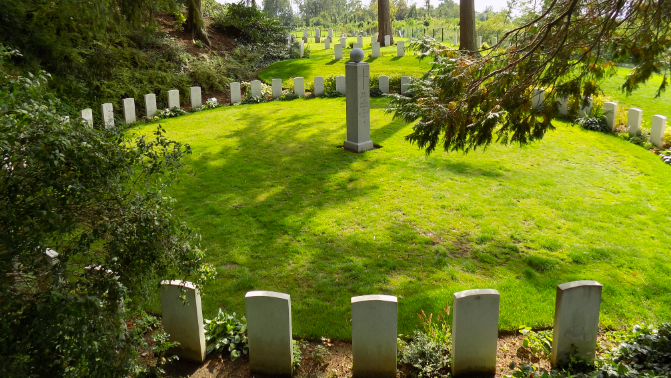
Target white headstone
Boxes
[144,94,157,119]
[557,96,569,116]
[123,98,136,124]
[314,76,324,97]
[650,115,667,148]
[335,44,343,60]
[532,88,545,110]
[245,291,293,376]
[492,36,498,45]
[294,77,305,97]
[315,28,320,37]
[315,36,320,43]
[303,30,308,38]
[160,280,206,362]
[384,35,391,47]
[551,281,602,366]
[339,37,346,48]
[579,97,593,118]
[230,82,241,104]
[353,43,362,49]
[80,108,93,127]
[628,108,643,135]
[190,86,202,108]
[371,35,376,44]
[451,289,500,377]
[251,80,262,98]
[603,102,617,131]
[454,33,458,46]
[477,36,482,47]
[397,41,405,57]
[363,32,368,37]
[344,53,374,153]
[351,295,397,377]
[167,89,180,109]
[372,42,381,58]
[328,28,333,38]
[272,78,282,99]
[300,41,304,58]
[101,103,114,129]
[325,39,330,49]
[357,35,363,46]
[379,75,389,94]
[336,75,346,95]
[400,76,411,95]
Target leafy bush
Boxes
[370,87,384,97]
[204,309,249,361]
[576,116,609,132]
[399,331,451,378]
[519,326,553,359]
[280,91,300,101]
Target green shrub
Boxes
[204,309,249,361]
[518,326,552,359]
[399,331,451,378]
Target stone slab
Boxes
[357,36,363,46]
[246,291,293,376]
[384,35,391,47]
[492,36,498,45]
[123,98,136,124]
[336,75,346,95]
[335,44,343,60]
[101,103,114,129]
[557,96,569,116]
[603,102,617,131]
[340,37,347,48]
[190,86,202,108]
[325,40,330,49]
[145,94,157,118]
[532,88,545,110]
[328,28,333,37]
[372,42,381,58]
[651,115,667,148]
[452,289,500,377]
[314,76,324,97]
[351,295,397,377]
[579,97,593,118]
[167,89,180,109]
[397,41,405,57]
[478,36,482,47]
[353,43,362,49]
[400,76,411,94]
[379,75,389,94]
[294,77,305,97]
[272,78,282,99]
[230,82,241,104]
[80,108,93,127]
[551,280,602,366]
[628,108,643,135]
[300,41,304,58]
[251,80,262,98]
[160,280,206,362]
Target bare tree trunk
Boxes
[378,0,395,45]
[186,0,211,46]
[459,0,477,52]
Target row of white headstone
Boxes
[159,280,603,377]
[477,36,499,47]
[532,88,668,148]
[78,87,204,129]
[229,76,413,104]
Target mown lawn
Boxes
[601,67,671,128]
[258,37,433,84]
[138,97,671,340]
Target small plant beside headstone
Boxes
[204,309,249,361]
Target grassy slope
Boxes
[138,98,671,340]
[258,38,434,84]
[600,67,671,128]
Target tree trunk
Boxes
[186,0,211,46]
[459,0,477,52]
[378,0,394,45]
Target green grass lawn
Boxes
[138,97,671,340]
[601,67,671,128]
[258,38,434,84]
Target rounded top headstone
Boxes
[350,48,364,63]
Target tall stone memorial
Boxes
[344,49,374,153]
[551,281,602,367]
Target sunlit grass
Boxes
[137,97,671,340]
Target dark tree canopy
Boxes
[390,0,671,154]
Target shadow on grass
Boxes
[325,59,340,65]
